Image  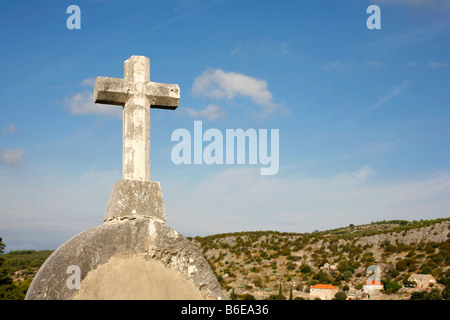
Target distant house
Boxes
[310,284,339,300]
[408,274,436,289]
[363,279,384,295]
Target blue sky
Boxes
[0,0,449,252]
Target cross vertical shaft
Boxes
[123,57,151,181]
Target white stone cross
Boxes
[94,56,180,182]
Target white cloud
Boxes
[64,90,123,118]
[185,104,225,121]
[372,80,410,110]
[192,68,285,117]
[0,148,24,167]
[2,125,18,133]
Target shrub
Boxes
[334,291,347,300]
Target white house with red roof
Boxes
[363,279,384,295]
[310,284,339,300]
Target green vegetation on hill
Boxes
[189,218,450,300]
[1,217,449,300]
[0,238,53,300]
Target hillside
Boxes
[1,218,449,300]
[0,249,53,299]
[189,218,450,300]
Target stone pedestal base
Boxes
[25,217,225,300]
[104,179,166,222]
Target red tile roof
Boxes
[311,284,338,290]
[365,280,383,286]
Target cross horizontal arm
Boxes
[94,77,134,106]
[145,82,180,110]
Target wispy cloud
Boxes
[332,165,375,186]
[230,39,294,57]
[366,60,384,68]
[80,78,96,87]
[281,41,293,55]
[192,68,286,118]
[185,104,225,121]
[428,61,450,68]
[0,148,24,167]
[165,167,450,235]
[0,167,120,250]
[132,0,226,39]
[230,47,240,56]
[360,138,402,154]
[372,0,450,9]
[323,61,351,71]
[370,20,450,55]
[2,125,18,134]
[372,80,410,110]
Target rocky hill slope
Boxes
[190,218,450,299]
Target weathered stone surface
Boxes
[73,255,204,300]
[93,55,180,182]
[25,217,225,300]
[104,179,166,222]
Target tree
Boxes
[313,271,332,284]
[381,278,402,294]
[410,289,442,300]
[267,284,286,300]
[428,289,442,300]
[410,291,427,300]
[0,237,5,255]
[0,237,23,300]
[334,291,347,300]
[396,259,407,272]
[343,270,353,281]
[230,288,237,300]
[300,264,312,274]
